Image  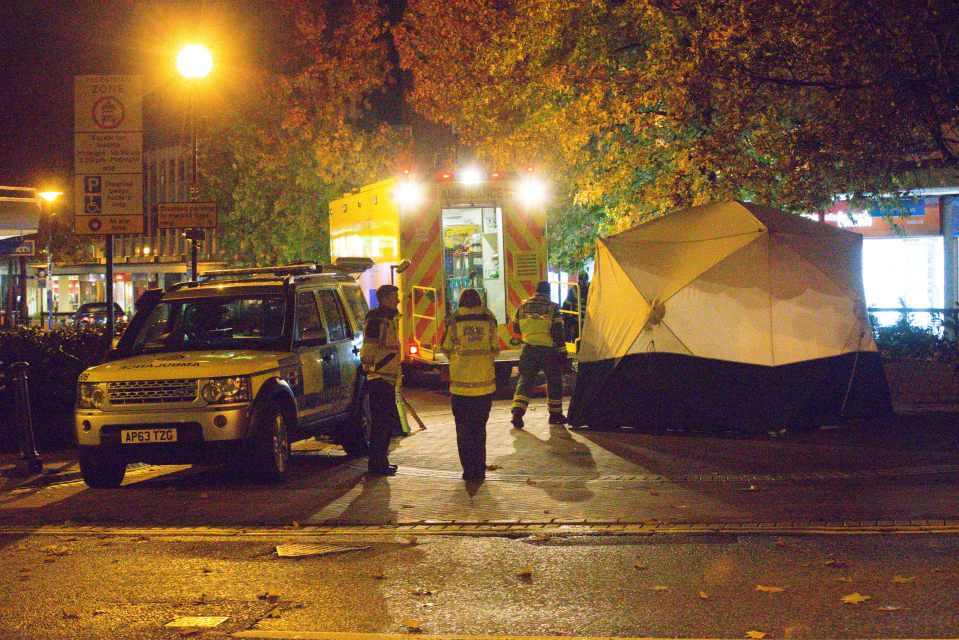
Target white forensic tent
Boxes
[568,200,893,432]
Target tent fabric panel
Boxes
[657,236,775,364]
[611,200,766,244]
[567,351,893,432]
[607,231,762,304]
[769,235,867,364]
[776,228,863,299]
[627,319,693,357]
[577,240,651,363]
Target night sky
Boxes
[0,0,284,193]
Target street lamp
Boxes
[177,44,212,280]
[38,190,62,329]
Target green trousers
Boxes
[511,344,565,417]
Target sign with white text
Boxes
[0,238,36,257]
[157,202,218,229]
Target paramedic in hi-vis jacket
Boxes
[360,284,402,476]
[511,280,567,429]
[440,288,500,481]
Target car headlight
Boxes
[201,376,252,405]
[77,383,105,409]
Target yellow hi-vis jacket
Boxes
[512,293,565,348]
[440,306,500,396]
[360,307,401,384]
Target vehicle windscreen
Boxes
[130,295,286,355]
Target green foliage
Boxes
[871,309,959,363]
[202,0,410,267]
[396,0,959,272]
[0,324,121,451]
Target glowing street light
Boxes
[37,190,62,329]
[178,44,213,280]
[177,44,213,79]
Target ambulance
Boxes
[329,169,549,387]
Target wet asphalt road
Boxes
[3,388,959,638]
[1,532,958,639]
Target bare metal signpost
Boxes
[74,75,144,342]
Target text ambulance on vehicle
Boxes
[329,169,549,388]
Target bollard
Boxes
[11,362,43,476]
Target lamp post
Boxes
[38,190,62,329]
[177,44,213,280]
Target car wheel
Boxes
[78,448,127,488]
[251,403,291,484]
[341,387,371,457]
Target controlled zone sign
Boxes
[74,74,143,235]
[158,202,218,229]
[0,238,35,257]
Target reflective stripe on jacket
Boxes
[440,306,500,396]
[512,293,564,348]
[360,307,401,384]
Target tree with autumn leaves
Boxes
[206,0,958,272]
[202,0,409,266]
[396,0,959,271]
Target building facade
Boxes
[15,146,225,323]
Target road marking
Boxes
[232,631,959,640]
[232,632,693,639]
[1,521,958,539]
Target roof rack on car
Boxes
[199,264,318,282]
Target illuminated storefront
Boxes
[819,191,959,326]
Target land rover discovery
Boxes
[74,263,374,487]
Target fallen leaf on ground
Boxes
[529,533,551,542]
[516,566,534,579]
[824,557,844,568]
[412,587,433,596]
[403,618,422,632]
[834,577,852,583]
[258,590,281,602]
[276,544,370,558]
[891,575,915,584]
[18,567,31,573]
[755,585,784,593]
[41,544,70,556]
[746,631,766,639]
[201,567,213,574]
[199,492,209,499]
[634,563,649,570]
[699,591,709,599]
[62,608,81,619]
[652,585,669,591]
[291,521,300,530]
[371,571,386,580]
[784,624,812,638]
[775,538,786,547]
[841,592,871,604]
[876,605,905,612]
[486,464,502,470]
[405,536,419,546]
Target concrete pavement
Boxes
[3,388,959,529]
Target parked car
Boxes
[74,262,373,488]
[72,302,127,325]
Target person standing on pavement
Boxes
[440,288,500,481]
[360,284,403,476]
[510,280,567,429]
